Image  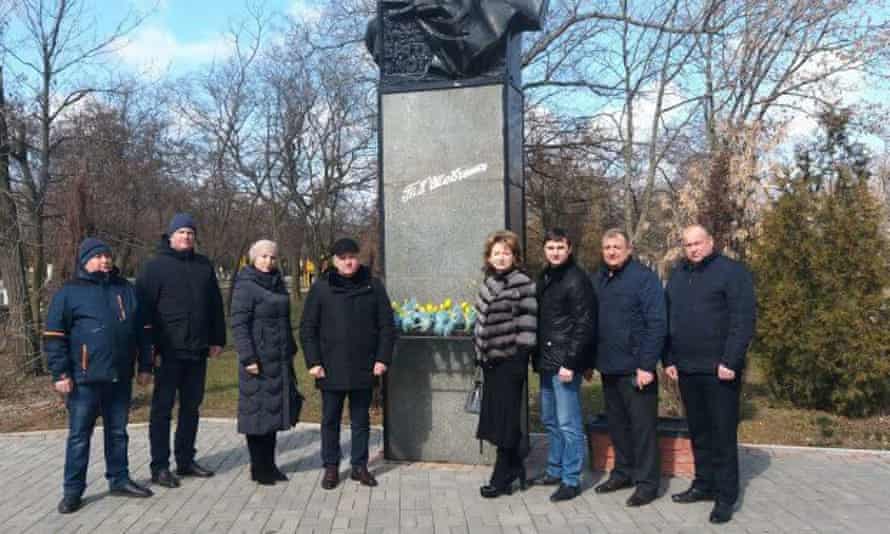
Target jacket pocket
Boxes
[161,312,190,349]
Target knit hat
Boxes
[330,237,360,257]
[78,238,112,268]
[167,213,197,235]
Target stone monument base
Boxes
[385,337,495,465]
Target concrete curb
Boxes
[3,420,888,456]
[739,442,890,456]
[0,418,380,439]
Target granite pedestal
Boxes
[384,337,495,464]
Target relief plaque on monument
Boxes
[366,0,548,90]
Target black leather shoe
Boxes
[151,469,181,488]
[57,495,82,514]
[594,477,633,494]
[350,466,378,487]
[480,483,514,498]
[626,490,656,507]
[672,486,715,503]
[321,465,339,490]
[530,473,561,486]
[709,502,734,524]
[176,461,214,478]
[110,479,153,498]
[271,466,288,482]
[549,484,581,502]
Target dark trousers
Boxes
[490,446,524,488]
[149,356,207,472]
[679,372,741,504]
[602,374,660,496]
[63,380,133,497]
[321,388,372,467]
[245,433,277,476]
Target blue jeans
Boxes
[64,380,133,497]
[539,371,585,487]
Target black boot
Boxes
[510,448,528,491]
[247,435,275,485]
[265,433,287,481]
[480,447,522,498]
[246,435,259,481]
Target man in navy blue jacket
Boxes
[45,238,154,514]
[592,228,666,507]
[665,224,756,524]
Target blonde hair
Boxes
[248,239,278,263]
[482,230,524,273]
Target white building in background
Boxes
[0,263,53,308]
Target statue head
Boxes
[367,0,548,80]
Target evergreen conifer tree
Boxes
[751,109,890,416]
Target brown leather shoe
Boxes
[350,466,378,487]
[321,465,339,490]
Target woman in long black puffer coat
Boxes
[474,230,537,498]
[231,239,303,485]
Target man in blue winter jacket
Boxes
[664,224,756,525]
[591,228,666,507]
[45,238,154,514]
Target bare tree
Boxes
[0,66,40,375]
[173,7,271,282]
[1,0,144,367]
[265,16,377,271]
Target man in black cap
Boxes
[46,238,155,513]
[136,213,226,487]
[299,237,396,490]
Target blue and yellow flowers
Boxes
[392,298,476,336]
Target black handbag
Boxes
[464,366,483,414]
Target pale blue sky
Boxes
[90,0,325,75]
[5,1,885,155]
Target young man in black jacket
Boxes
[46,238,154,514]
[592,228,666,507]
[533,228,595,502]
[299,238,396,490]
[136,213,226,488]
[664,224,756,524]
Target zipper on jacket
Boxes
[81,344,89,371]
[116,294,127,321]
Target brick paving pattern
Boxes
[2,419,889,533]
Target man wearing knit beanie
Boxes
[167,213,197,237]
[137,214,226,488]
[45,238,155,514]
[77,238,112,270]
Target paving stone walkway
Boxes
[2,419,889,533]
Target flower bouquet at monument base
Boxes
[392,298,476,336]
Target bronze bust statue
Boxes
[366,0,548,82]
